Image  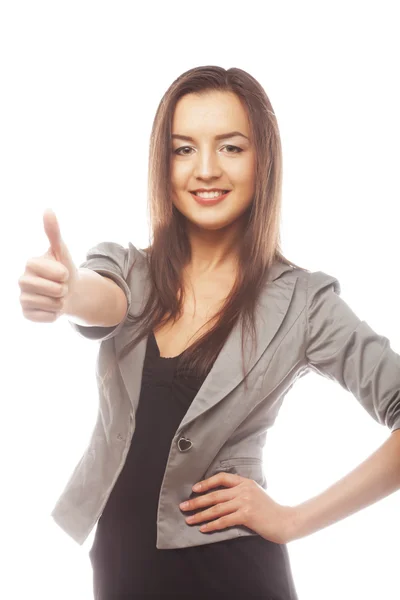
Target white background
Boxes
[2,1,399,598]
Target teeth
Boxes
[193,190,227,199]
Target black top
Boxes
[89,331,298,599]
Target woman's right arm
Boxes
[62,267,128,328]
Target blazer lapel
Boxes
[115,261,297,433]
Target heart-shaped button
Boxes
[178,437,193,451]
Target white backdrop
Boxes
[2,1,399,598]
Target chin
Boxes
[195,221,231,231]
[172,198,250,231]
[189,214,243,232]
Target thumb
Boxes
[43,208,63,262]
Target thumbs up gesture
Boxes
[18,209,79,322]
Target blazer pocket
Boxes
[219,457,263,467]
[215,457,267,488]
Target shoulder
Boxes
[84,240,148,272]
[304,269,341,298]
[278,263,341,297]
[270,264,343,321]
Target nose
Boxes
[193,150,223,180]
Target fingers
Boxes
[43,208,63,262]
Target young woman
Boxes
[20,65,400,599]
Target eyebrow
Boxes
[171,131,250,142]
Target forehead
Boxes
[172,91,250,136]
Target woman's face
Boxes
[170,91,256,232]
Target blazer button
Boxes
[177,436,192,452]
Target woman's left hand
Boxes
[179,471,298,544]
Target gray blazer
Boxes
[51,242,400,549]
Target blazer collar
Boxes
[266,260,294,282]
[115,260,297,435]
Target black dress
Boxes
[89,331,299,599]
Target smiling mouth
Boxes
[189,190,232,205]
[191,190,230,197]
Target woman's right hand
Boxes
[18,209,80,323]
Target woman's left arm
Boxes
[287,428,400,541]
[292,271,400,541]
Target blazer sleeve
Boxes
[306,271,400,433]
[67,241,138,342]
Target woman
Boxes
[20,65,400,599]
[71,65,303,599]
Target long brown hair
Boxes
[108,66,307,387]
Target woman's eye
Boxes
[174,146,193,156]
[174,145,243,156]
[224,145,243,153]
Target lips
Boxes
[190,190,231,205]
[191,190,229,194]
